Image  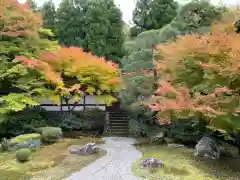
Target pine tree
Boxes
[28,0,38,12]
[131,0,178,37]
[56,0,87,47]
[55,0,125,63]
[41,0,56,33]
[84,0,125,63]
[170,0,226,35]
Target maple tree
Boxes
[0,0,41,37]
[17,47,122,112]
[148,10,240,133]
[0,0,58,113]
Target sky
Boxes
[37,0,240,23]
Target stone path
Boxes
[66,137,143,180]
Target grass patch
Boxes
[132,139,240,180]
[0,137,105,180]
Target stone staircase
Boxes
[105,111,130,137]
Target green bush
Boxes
[44,108,105,131]
[0,107,48,138]
[16,148,31,162]
[168,120,205,145]
[76,108,105,130]
[59,109,105,131]
[38,127,62,143]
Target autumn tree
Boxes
[18,47,122,114]
[148,11,240,136]
[0,0,58,113]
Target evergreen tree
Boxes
[28,0,38,12]
[41,0,56,33]
[55,0,125,63]
[131,0,178,37]
[170,0,226,35]
[56,0,88,47]
[84,0,125,63]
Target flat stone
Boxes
[167,143,185,148]
[69,143,101,156]
[140,157,164,169]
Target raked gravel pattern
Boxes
[66,137,143,180]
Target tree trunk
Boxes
[83,95,86,111]
[237,131,240,156]
[64,97,71,115]
[60,96,63,113]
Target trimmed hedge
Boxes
[16,148,31,162]
[37,127,62,143]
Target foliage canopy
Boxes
[18,47,122,107]
[148,11,240,132]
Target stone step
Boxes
[109,121,129,124]
[109,122,129,125]
[109,118,129,122]
[109,124,128,127]
[109,112,129,116]
[108,125,129,128]
[108,127,129,131]
[105,112,130,137]
[107,132,129,136]
[108,131,129,134]
[107,124,129,127]
[109,116,129,118]
[107,127,129,131]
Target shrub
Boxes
[167,120,205,145]
[45,108,105,131]
[38,127,62,143]
[0,107,48,138]
[16,148,31,162]
[76,108,105,130]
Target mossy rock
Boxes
[10,133,41,150]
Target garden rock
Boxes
[140,157,164,169]
[168,143,185,148]
[194,136,220,159]
[151,132,165,143]
[68,143,100,156]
